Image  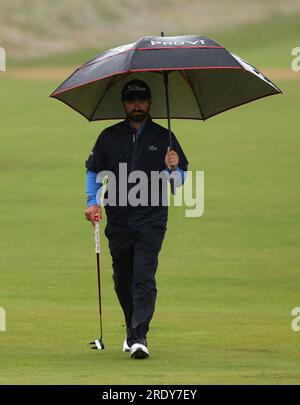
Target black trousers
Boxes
[105,220,166,346]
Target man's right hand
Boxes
[84,205,102,225]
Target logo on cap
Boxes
[121,80,151,100]
[126,85,146,92]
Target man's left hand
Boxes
[165,147,179,170]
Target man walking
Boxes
[84,79,188,359]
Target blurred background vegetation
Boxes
[1,0,299,69]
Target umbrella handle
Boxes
[94,214,100,254]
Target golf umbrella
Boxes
[50,34,282,143]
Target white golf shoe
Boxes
[122,338,130,352]
[129,343,149,359]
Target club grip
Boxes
[94,216,100,254]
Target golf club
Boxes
[89,213,105,350]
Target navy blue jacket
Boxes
[85,118,189,226]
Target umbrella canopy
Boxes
[50,34,282,121]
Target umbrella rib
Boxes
[126,38,141,72]
[89,76,117,121]
[183,70,205,120]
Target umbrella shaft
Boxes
[163,72,173,150]
[163,71,175,194]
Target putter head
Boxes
[90,339,105,350]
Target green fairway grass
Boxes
[0,74,299,384]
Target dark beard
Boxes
[126,110,149,122]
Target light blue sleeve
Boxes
[86,170,102,207]
[164,166,187,187]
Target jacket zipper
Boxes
[128,132,138,226]
[130,132,138,172]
